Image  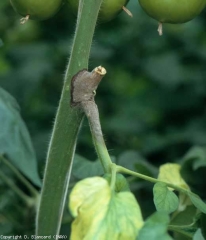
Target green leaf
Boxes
[181,147,206,195]
[158,163,189,190]
[153,182,179,214]
[170,205,199,226]
[170,226,197,239]
[187,192,206,214]
[193,229,205,240]
[182,146,206,170]
[169,206,200,239]
[0,87,41,187]
[72,154,104,179]
[118,150,157,177]
[138,212,172,240]
[69,177,144,240]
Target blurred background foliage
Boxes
[0,0,206,236]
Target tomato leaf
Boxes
[72,154,104,179]
[182,146,206,170]
[0,87,41,187]
[187,192,206,214]
[170,225,197,239]
[69,177,144,240]
[118,150,157,177]
[170,205,199,226]
[169,205,199,239]
[153,182,179,214]
[193,229,205,240]
[158,163,189,190]
[138,212,172,240]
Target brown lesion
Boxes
[70,66,107,107]
[70,69,87,107]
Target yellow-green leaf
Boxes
[69,177,144,240]
[158,163,189,190]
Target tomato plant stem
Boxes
[81,101,112,173]
[116,165,189,194]
[70,66,112,173]
[110,163,117,190]
[36,0,103,235]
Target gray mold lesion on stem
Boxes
[70,66,107,138]
[70,66,112,173]
[70,66,106,106]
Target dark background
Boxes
[0,0,206,236]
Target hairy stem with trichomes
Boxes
[36,0,103,235]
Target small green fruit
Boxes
[10,0,63,21]
[138,0,205,24]
[68,0,130,23]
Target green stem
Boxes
[168,225,195,238]
[116,165,189,194]
[0,155,39,197]
[110,163,117,190]
[81,101,112,173]
[0,170,33,206]
[36,0,103,235]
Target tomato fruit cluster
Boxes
[10,0,63,21]
[138,0,206,24]
[68,0,130,23]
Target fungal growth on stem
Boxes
[71,66,112,173]
[71,66,107,106]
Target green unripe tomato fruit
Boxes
[103,173,130,192]
[10,0,63,21]
[138,0,205,24]
[68,0,130,23]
